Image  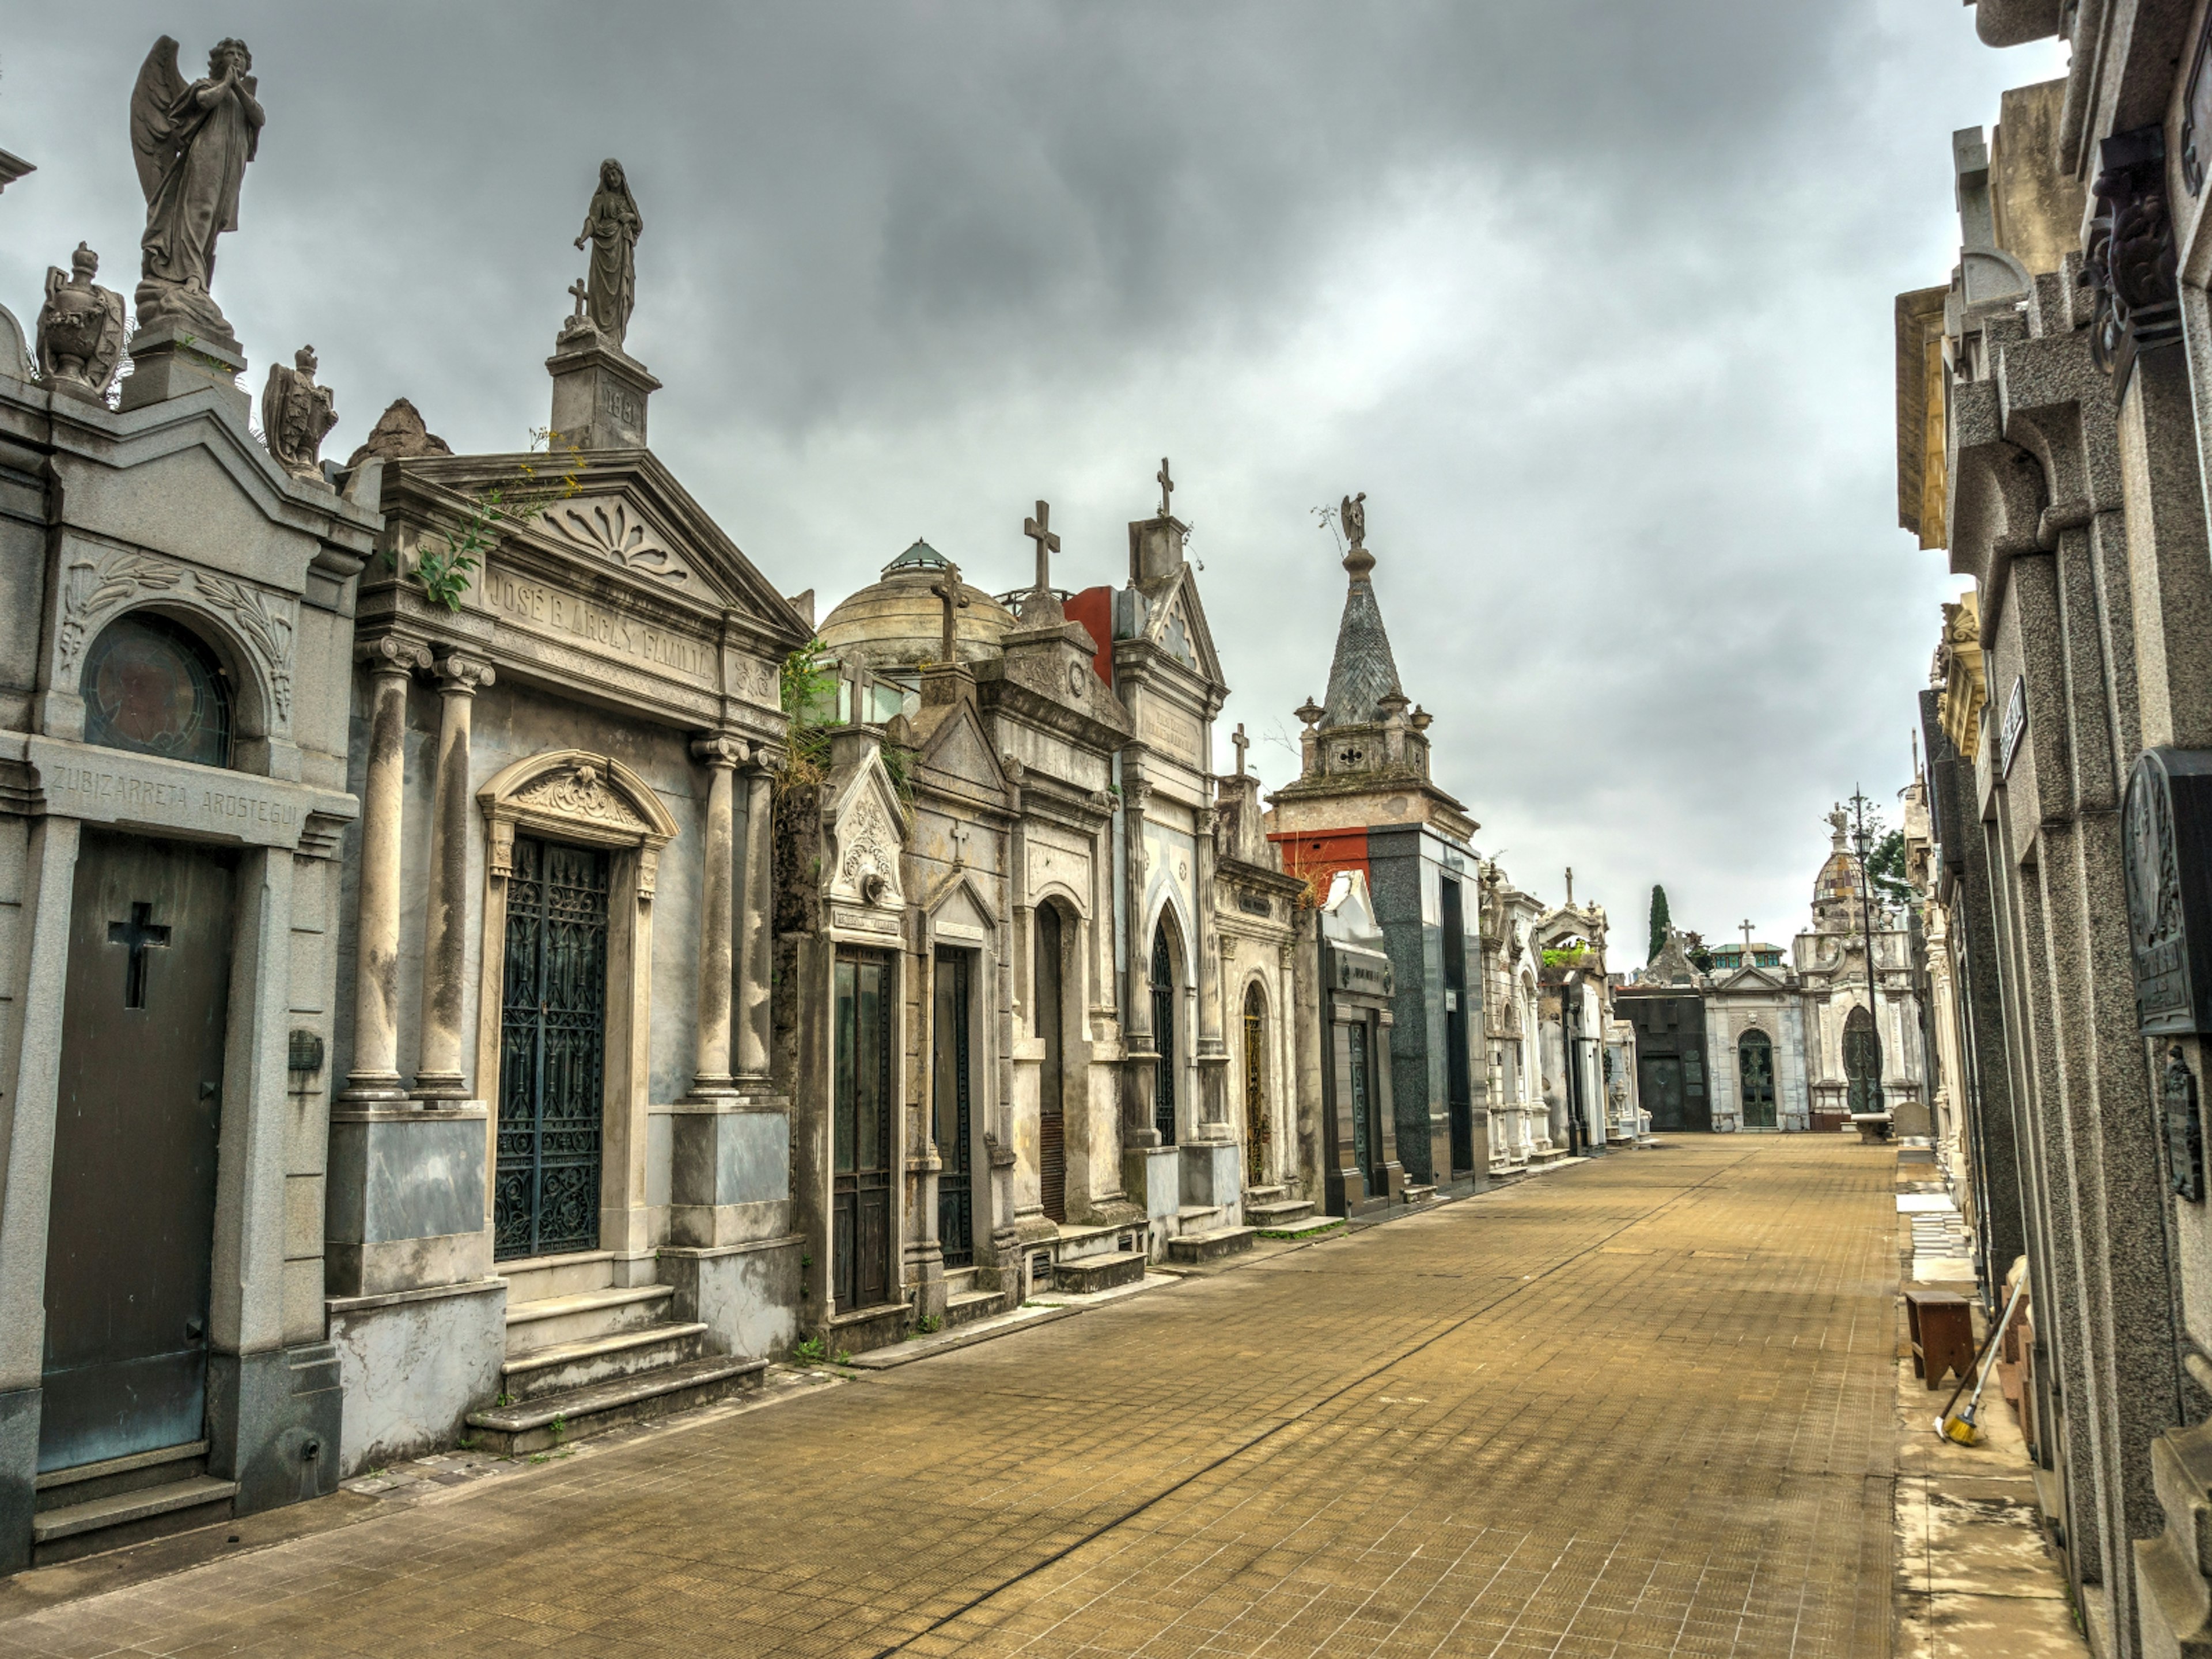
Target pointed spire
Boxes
[1320,531,1406,729]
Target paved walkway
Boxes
[1,1138,1899,1658]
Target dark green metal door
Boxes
[933,948,974,1269]
[1738,1029,1777,1128]
[495,838,609,1260]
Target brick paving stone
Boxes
[0,1138,1896,1658]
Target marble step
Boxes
[32,1475,237,1564]
[1246,1198,1315,1226]
[499,1320,707,1402]
[504,1284,673,1355]
[467,1354,767,1456]
[35,1438,208,1511]
[1055,1250,1147,1294]
[1166,1226,1255,1266]
[1403,1184,1437,1203]
[1255,1214,1345,1240]
[944,1287,1003,1329]
[498,1250,619,1305]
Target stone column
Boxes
[686,735,745,1100]
[412,652,493,1103]
[342,638,430,1103]
[1119,775,1159,1147]
[736,762,775,1084]
[1194,803,1224,1058]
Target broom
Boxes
[1934,1275,2025,1445]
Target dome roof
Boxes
[1815,849,1861,904]
[816,540,1017,672]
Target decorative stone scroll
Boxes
[2123,747,2212,1035]
[2081,126,2181,396]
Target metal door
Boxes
[1035,906,1066,1224]
[1441,878,1474,1173]
[1340,1017,1377,1191]
[834,950,894,1312]
[933,949,974,1269]
[1151,928,1177,1145]
[1640,1054,1685,1131]
[42,831,234,1472]
[1738,1030,1778,1128]
[1844,1005,1884,1115]
[495,838,608,1260]
[1243,984,1269,1187]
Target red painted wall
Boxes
[1065,586,1115,687]
[1270,827,1371,903]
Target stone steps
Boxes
[945,1287,1003,1328]
[499,1321,709,1402]
[32,1474,237,1564]
[466,1354,767,1456]
[1246,1198,1315,1228]
[1256,1214,1344,1240]
[1166,1226,1255,1266]
[504,1284,673,1353]
[1055,1251,1147,1294]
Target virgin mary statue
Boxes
[574,160,643,349]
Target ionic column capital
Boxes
[357,637,431,676]
[431,652,495,695]
[692,733,750,770]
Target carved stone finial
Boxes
[36,243,126,403]
[1295,696,1324,730]
[261,344,339,486]
[129,36,264,345]
[344,398,453,468]
[571,158,642,350]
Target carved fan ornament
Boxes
[540,498,691,584]
[513,761,649,831]
[839,794,900,906]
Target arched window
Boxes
[1844,1005,1883,1115]
[1151,922,1178,1145]
[1243,982,1268,1185]
[81,611,230,767]
[1738,1028,1775,1128]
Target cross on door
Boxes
[108,900,171,1009]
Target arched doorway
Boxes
[1151,921,1179,1146]
[1844,1004,1883,1115]
[1035,903,1066,1225]
[1738,1028,1776,1128]
[1243,982,1270,1186]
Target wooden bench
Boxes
[1907,1289,1975,1391]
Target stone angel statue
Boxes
[1340,491,1367,550]
[36,243,126,403]
[130,35,264,342]
[574,159,643,349]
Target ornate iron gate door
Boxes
[933,949,974,1269]
[1152,927,1177,1145]
[495,838,609,1260]
[1738,1031,1777,1128]
[43,832,233,1472]
[1342,1018,1376,1190]
[834,950,894,1311]
[1244,987,1269,1186]
[1036,906,1066,1224]
[1442,877,1474,1174]
[1843,1005,1883,1116]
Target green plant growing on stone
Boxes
[549,1414,567,1446]
[390,427,585,612]
[832,1349,853,1366]
[915,1313,942,1335]
[494,1391,513,1408]
[791,1335,827,1363]
[777,637,836,790]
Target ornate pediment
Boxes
[537,494,693,587]
[512,760,651,831]
[479,751,680,881]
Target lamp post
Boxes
[1847,785,1885,1116]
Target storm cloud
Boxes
[0,2,2065,954]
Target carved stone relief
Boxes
[512,760,651,831]
[540,497,691,585]
[56,551,297,725]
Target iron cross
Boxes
[1231,722,1249,777]
[930,562,970,665]
[1023,501,1060,594]
[1157,457,1175,517]
[109,900,171,1010]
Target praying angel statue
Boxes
[129,36,264,343]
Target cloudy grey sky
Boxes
[0,3,2065,956]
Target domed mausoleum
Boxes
[816,539,1017,673]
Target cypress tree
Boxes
[1648,884,1672,962]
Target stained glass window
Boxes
[81,612,230,767]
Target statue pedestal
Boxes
[546,332,660,450]
[120,324,248,418]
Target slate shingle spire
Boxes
[1320,535,1404,729]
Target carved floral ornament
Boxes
[478,748,677,888]
[55,549,297,726]
[835,791,903,909]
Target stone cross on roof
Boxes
[1023,501,1059,594]
[1157,457,1175,518]
[1565,866,1574,906]
[1740,919,1755,951]
[1232,722,1249,777]
[930,562,970,665]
